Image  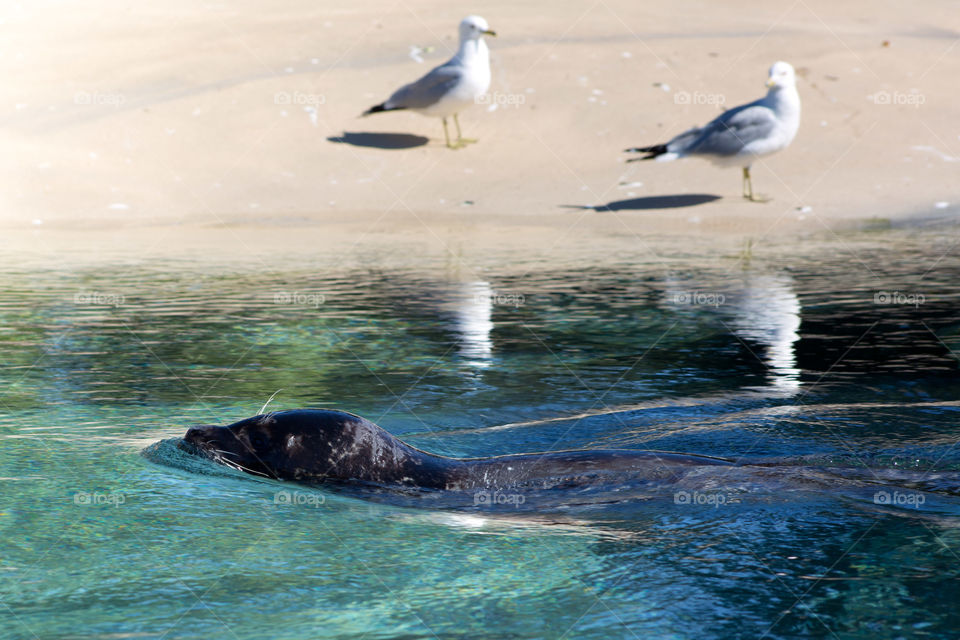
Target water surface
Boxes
[1,228,959,639]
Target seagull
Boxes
[626,61,801,201]
[362,15,496,149]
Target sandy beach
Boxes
[2,0,958,262]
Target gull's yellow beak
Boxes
[766,78,776,88]
[483,29,497,37]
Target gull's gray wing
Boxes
[385,62,464,110]
[673,101,778,157]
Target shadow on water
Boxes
[561,193,721,211]
[327,131,429,149]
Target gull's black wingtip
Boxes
[361,103,386,117]
[624,144,668,160]
[361,103,407,117]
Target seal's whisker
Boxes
[215,455,273,479]
[259,389,284,416]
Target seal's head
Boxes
[183,409,384,481]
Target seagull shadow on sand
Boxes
[328,132,429,150]
[562,194,721,212]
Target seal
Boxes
[178,409,960,513]
[182,409,735,493]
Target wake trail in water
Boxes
[144,437,960,520]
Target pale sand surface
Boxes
[1,0,958,264]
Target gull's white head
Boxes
[459,15,496,41]
[766,61,796,90]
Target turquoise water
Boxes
[2,229,960,639]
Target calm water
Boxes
[2,228,960,639]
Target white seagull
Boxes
[626,61,801,201]
[362,15,496,149]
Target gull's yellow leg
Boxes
[453,114,477,147]
[442,117,454,149]
[742,166,770,203]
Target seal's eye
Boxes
[249,433,269,449]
